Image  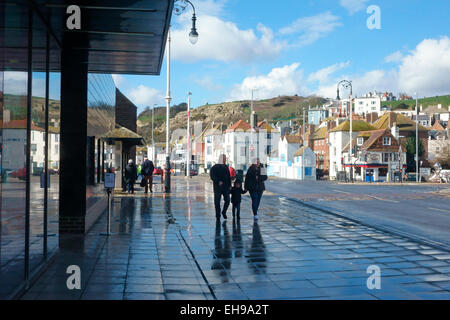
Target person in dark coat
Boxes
[125,159,138,194]
[141,157,155,193]
[210,154,231,220]
[230,178,246,219]
[244,158,267,220]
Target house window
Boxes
[383,136,391,145]
[207,146,212,155]
[357,137,364,146]
[31,144,37,152]
[383,153,390,162]
[267,145,271,155]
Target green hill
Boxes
[386,95,450,110]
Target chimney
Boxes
[420,105,423,112]
[308,124,316,135]
[391,122,399,140]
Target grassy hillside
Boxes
[137,95,328,143]
[386,95,450,110]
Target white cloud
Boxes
[397,37,450,96]
[228,63,310,101]
[171,15,285,63]
[307,62,350,83]
[339,0,369,15]
[3,71,46,97]
[112,74,125,87]
[194,75,223,91]
[384,51,404,63]
[315,37,450,98]
[128,85,164,107]
[279,12,342,46]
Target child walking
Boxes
[230,179,247,219]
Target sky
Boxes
[6,0,450,114]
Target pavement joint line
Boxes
[177,226,218,300]
[333,190,351,194]
[276,195,450,253]
[368,195,399,203]
[428,207,450,213]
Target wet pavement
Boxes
[22,177,450,300]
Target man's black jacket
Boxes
[210,164,231,192]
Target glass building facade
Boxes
[0,1,116,299]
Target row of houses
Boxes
[146,99,449,182]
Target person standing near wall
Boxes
[142,157,155,193]
[125,159,138,194]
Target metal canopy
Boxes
[1,0,174,75]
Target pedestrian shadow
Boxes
[246,222,266,274]
[212,221,232,278]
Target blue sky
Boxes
[19,0,449,113]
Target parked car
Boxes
[10,168,27,180]
[153,167,163,175]
[189,168,198,176]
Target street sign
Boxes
[104,173,115,189]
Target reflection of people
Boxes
[232,219,243,258]
[125,159,137,194]
[230,178,246,220]
[212,221,232,272]
[245,158,267,220]
[210,154,231,220]
[142,157,155,193]
[247,222,266,273]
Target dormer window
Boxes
[383,136,391,146]
[357,137,364,146]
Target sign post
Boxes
[101,173,115,236]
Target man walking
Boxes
[210,154,231,220]
[142,157,155,193]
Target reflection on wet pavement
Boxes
[21,177,450,300]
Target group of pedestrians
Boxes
[124,157,155,194]
[210,154,267,221]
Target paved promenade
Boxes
[22,177,450,300]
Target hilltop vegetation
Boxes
[137,95,327,143]
[386,95,450,110]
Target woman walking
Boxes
[244,159,267,220]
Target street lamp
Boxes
[152,104,156,163]
[187,92,192,178]
[174,0,199,44]
[164,0,199,192]
[415,92,419,183]
[336,80,353,182]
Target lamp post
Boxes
[164,0,198,192]
[337,80,353,182]
[152,104,156,163]
[186,92,192,178]
[415,92,419,183]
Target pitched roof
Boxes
[102,125,144,145]
[257,121,277,133]
[2,119,44,131]
[282,134,302,144]
[226,120,251,132]
[330,120,376,132]
[374,112,428,132]
[310,126,327,140]
[431,121,445,131]
[360,129,389,150]
[294,146,308,157]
